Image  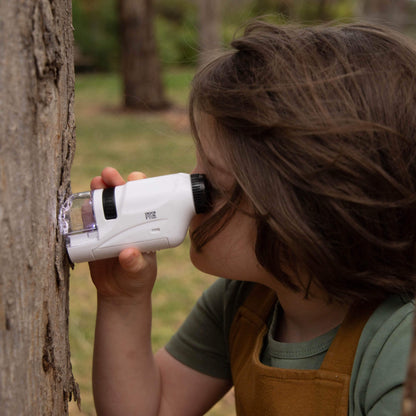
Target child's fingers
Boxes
[101,167,126,187]
[127,171,147,182]
[90,168,145,190]
[90,176,107,190]
[119,247,145,274]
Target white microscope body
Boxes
[59,173,210,263]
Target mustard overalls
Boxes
[229,284,375,416]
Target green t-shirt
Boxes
[166,278,414,416]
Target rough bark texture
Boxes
[118,0,168,110]
[0,1,79,414]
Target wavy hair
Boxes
[189,21,416,302]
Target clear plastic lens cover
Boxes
[59,191,97,235]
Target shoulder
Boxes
[165,279,253,379]
[199,278,253,312]
[350,295,415,415]
[199,278,254,328]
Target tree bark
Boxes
[118,0,169,110]
[198,0,222,66]
[0,1,79,415]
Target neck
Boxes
[268,282,349,343]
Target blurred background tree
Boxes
[70,0,342,74]
[71,0,416,75]
[117,0,169,110]
[72,0,416,73]
[198,0,222,66]
[356,0,414,31]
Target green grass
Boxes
[68,70,235,416]
[70,69,196,191]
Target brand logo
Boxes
[145,211,157,220]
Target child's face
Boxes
[188,115,274,285]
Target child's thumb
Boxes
[119,247,144,274]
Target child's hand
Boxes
[88,167,157,300]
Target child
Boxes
[89,21,416,416]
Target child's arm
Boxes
[93,296,231,416]
[90,167,231,416]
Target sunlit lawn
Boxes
[68,69,235,416]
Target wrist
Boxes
[96,289,152,309]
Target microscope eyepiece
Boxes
[190,174,211,214]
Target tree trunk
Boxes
[118,0,169,110]
[198,0,222,66]
[0,1,79,415]
[355,0,410,30]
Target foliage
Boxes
[72,0,359,72]
[72,0,119,71]
[295,0,354,22]
[155,10,199,66]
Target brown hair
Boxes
[189,20,416,302]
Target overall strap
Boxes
[320,302,378,374]
[240,283,277,322]
[239,283,378,376]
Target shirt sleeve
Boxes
[361,298,414,416]
[366,387,404,416]
[165,278,234,380]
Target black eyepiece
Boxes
[190,174,211,214]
